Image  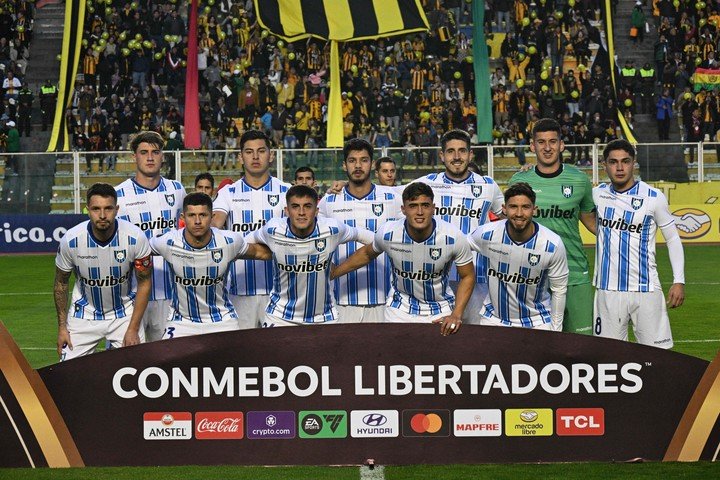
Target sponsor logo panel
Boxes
[402,409,450,437]
[453,409,502,437]
[298,410,347,439]
[194,412,244,440]
[350,410,399,438]
[143,412,192,440]
[505,409,553,437]
[556,408,605,436]
[246,411,296,439]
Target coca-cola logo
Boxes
[195,412,244,440]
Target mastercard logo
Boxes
[410,413,443,433]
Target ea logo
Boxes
[672,208,712,240]
[410,413,443,433]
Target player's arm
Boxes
[580,211,597,235]
[211,210,228,229]
[326,180,348,195]
[434,261,475,336]
[548,242,570,332]
[659,220,685,308]
[53,267,73,357]
[123,256,153,347]
[239,243,273,261]
[211,189,230,228]
[331,243,381,280]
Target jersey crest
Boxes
[471,185,483,198]
[268,194,280,206]
[372,203,384,217]
[631,197,644,210]
[211,249,223,263]
[165,193,176,206]
[114,249,126,263]
[430,247,442,260]
[562,185,573,198]
[315,239,327,252]
[528,253,541,266]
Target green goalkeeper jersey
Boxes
[509,164,594,285]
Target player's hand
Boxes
[57,327,72,358]
[123,329,141,347]
[327,180,347,195]
[518,163,534,172]
[667,283,685,308]
[433,315,462,336]
[674,212,710,233]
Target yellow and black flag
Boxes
[255,0,429,147]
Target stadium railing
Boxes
[0,142,715,214]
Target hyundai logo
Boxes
[362,413,387,426]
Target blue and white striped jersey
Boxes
[250,216,364,324]
[116,177,185,301]
[56,219,151,321]
[412,172,503,282]
[213,177,291,296]
[593,181,675,292]
[468,220,569,328]
[373,218,474,316]
[318,184,403,306]
[150,228,248,323]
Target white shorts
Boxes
[62,315,145,361]
[229,294,270,329]
[384,306,448,323]
[261,313,338,328]
[161,319,240,339]
[479,315,554,330]
[142,299,173,342]
[336,304,386,323]
[593,289,673,349]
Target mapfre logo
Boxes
[195,411,244,440]
[556,408,605,436]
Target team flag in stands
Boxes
[691,68,720,91]
[184,0,201,148]
[254,0,429,147]
[47,0,86,152]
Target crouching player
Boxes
[468,182,569,331]
[54,183,153,360]
[150,193,271,338]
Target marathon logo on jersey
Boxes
[429,247,442,260]
[556,408,605,436]
[246,411,296,439]
[232,218,267,233]
[598,217,643,233]
[211,249,223,263]
[487,268,541,285]
[434,205,483,219]
[79,270,131,287]
[315,239,326,252]
[165,193,176,206]
[372,203,384,217]
[143,412,192,440]
[394,267,443,281]
[174,275,224,286]
[195,412,244,440]
[298,410,347,439]
[114,249,127,263]
[528,253,541,266]
[277,258,331,273]
[631,197,644,210]
[135,217,177,232]
[268,194,280,207]
[453,409,502,437]
[562,185,573,198]
[402,409,450,437]
[471,185,483,198]
[350,410,399,438]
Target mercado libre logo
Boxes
[298,410,347,439]
[402,410,450,437]
[505,409,553,437]
[671,208,712,240]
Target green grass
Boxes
[1,246,718,368]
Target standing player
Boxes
[250,185,374,326]
[593,139,685,348]
[508,118,596,334]
[194,172,215,198]
[331,183,475,335]
[212,130,291,329]
[468,183,569,330]
[294,166,317,189]
[54,183,152,360]
[116,131,186,342]
[319,139,403,323]
[374,156,398,187]
[150,193,272,338]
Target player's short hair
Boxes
[130,131,164,153]
[240,129,271,150]
[183,192,213,212]
[294,166,315,180]
[375,156,396,171]
[504,182,536,204]
[343,138,373,161]
[402,182,434,203]
[286,184,319,203]
[86,182,117,204]
[603,138,636,160]
[440,129,471,151]
[194,172,214,188]
[531,118,562,138]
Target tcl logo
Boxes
[556,408,604,436]
[195,412,244,440]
